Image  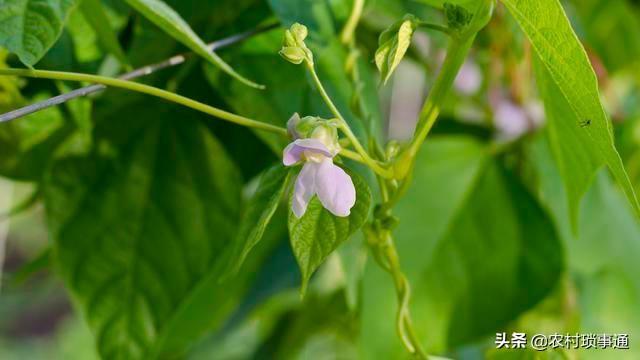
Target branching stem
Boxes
[0,23,278,124]
[0,68,288,135]
[305,62,394,178]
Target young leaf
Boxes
[288,168,371,296]
[501,0,640,219]
[375,14,418,85]
[79,0,129,66]
[0,0,77,66]
[124,0,263,88]
[223,164,293,278]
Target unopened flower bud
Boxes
[280,47,306,65]
[280,23,313,65]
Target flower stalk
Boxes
[305,62,394,179]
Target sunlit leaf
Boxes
[502,0,640,221]
[375,14,418,85]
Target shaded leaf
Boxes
[80,0,129,66]
[124,0,262,88]
[0,0,77,66]
[502,0,640,219]
[288,169,371,296]
[362,136,563,357]
[43,103,255,359]
[223,164,293,278]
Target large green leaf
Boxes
[43,102,258,359]
[223,164,292,278]
[502,0,640,220]
[534,57,602,229]
[288,169,372,296]
[124,0,261,88]
[361,136,563,358]
[0,0,76,66]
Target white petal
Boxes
[314,159,356,217]
[292,162,318,218]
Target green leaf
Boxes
[375,14,418,85]
[0,92,72,180]
[502,0,640,220]
[0,0,77,66]
[43,103,254,359]
[79,0,129,66]
[123,0,263,88]
[534,57,601,230]
[223,164,292,278]
[288,168,371,296]
[362,136,563,357]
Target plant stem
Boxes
[0,68,287,136]
[0,23,278,124]
[395,0,495,179]
[305,63,394,178]
[397,36,474,177]
[417,21,451,35]
[341,0,365,45]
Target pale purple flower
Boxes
[283,139,356,218]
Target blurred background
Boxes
[2,0,640,359]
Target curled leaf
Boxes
[374,14,418,85]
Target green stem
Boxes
[417,21,451,35]
[397,36,474,177]
[395,0,494,179]
[0,68,286,136]
[340,0,365,45]
[305,63,394,178]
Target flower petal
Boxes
[292,162,318,218]
[314,159,356,217]
[287,113,301,139]
[282,139,333,166]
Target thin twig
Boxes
[0,22,279,124]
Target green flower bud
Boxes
[310,122,340,154]
[280,23,313,65]
[279,46,307,65]
[290,23,308,44]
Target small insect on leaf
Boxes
[579,119,591,128]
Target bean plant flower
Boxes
[283,114,356,218]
